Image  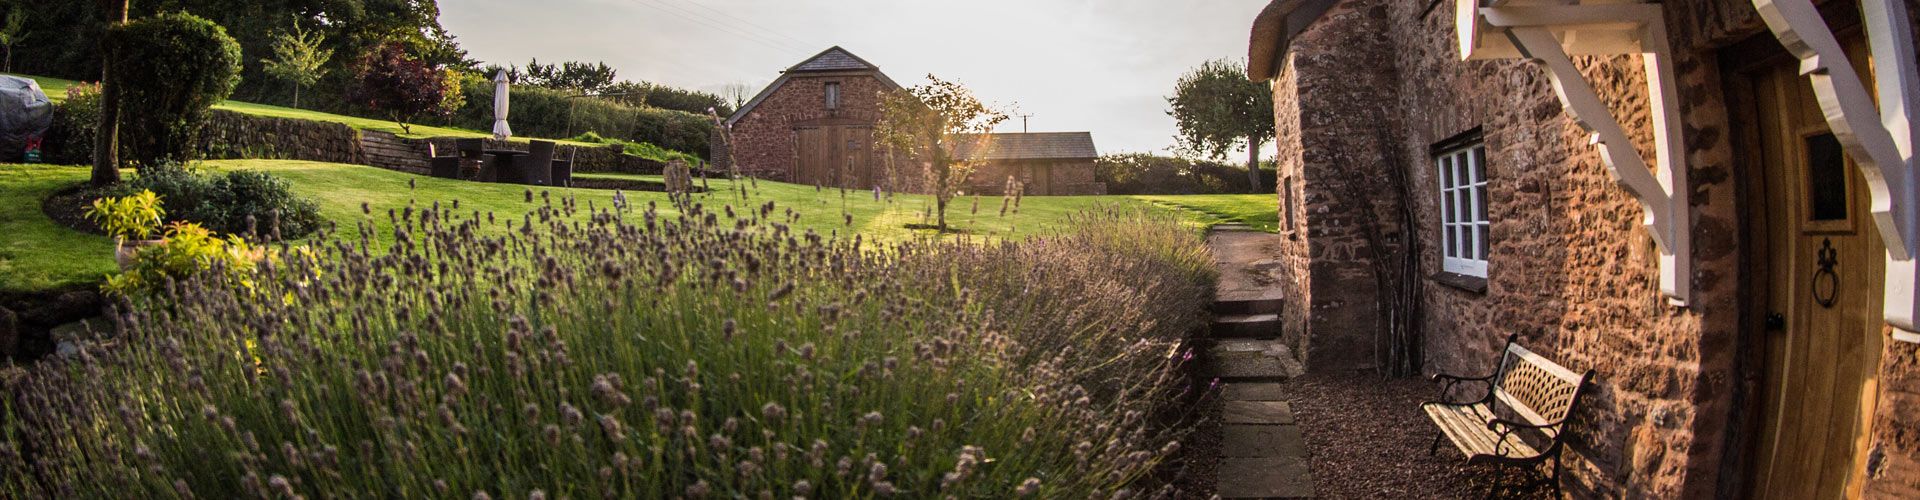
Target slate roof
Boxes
[952,132,1099,161]
[790,47,877,72]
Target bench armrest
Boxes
[1430,372,1496,405]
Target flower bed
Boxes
[0,198,1215,498]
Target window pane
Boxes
[1447,224,1459,258]
[1454,185,1469,228]
[1806,133,1849,221]
[1473,183,1488,223]
[1472,146,1487,183]
[1453,154,1467,193]
[1476,223,1490,260]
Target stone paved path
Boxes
[1202,226,1315,499]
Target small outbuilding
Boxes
[955,132,1106,196]
[719,47,1104,196]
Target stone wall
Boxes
[41,107,662,175]
[965,159,1107,196]
[1275,1,1408,373]
[198,110,364,164]
[727,73,893,181]
[1265,0,1920,496]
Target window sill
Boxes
[1430,271,1488,294]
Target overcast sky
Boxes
[438,0,1272,155]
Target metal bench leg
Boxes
[1429,433,1444,456]
[1550,453,1564,498]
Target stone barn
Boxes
[722,46,902,190]
[1248,0,1920,497]
[956,132,1108,196]
[720,47,1105,195]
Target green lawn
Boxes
[11,73,594,144]
[0,164,118,292]
[1,160,1274,292]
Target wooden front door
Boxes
[793,124,873,189]
[1743,33,1883,500]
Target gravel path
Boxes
[1271,373,1554,499]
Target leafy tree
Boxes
[90,0,129,187]
[348,41,454,135]
[1,0,467,104]
[523,59,616,94]
[109,11,243,168]
[723,82,754,110]
[0,6,24,72]
[874,75,1008,232]
[1168,58,1274,193]
[260,21,331,108]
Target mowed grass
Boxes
[0,164,118,292]
[9,73,592,144]
[1,160,1274,292]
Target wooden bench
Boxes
[1422,335,1593,497]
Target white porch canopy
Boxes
[1458,0,1920,341]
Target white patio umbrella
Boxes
[491,69,512,140]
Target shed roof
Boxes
[953,132,1099,161]
[1247,0,1339,82]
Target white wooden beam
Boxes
[1504,25,1692,305]
[1462,2,1694,305]
[1753,0,1920,337]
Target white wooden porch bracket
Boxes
[1458,1,1693,305]
[1753,0,1920,339]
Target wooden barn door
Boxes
[793,125,874,188]
[1743,32,1883,500]
[794,125,833,187]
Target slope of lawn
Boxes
[10,73,593,144]
[1,160,1275,292]
[0,164,118,292]
[1134,194,1281,232]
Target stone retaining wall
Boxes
[40,107,668,175]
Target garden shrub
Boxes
[107,12,243,167]
[100,221,293,298]
[0,201,1214,498]
[1097,153,1278,195]
[94,164,324,240]
[45,83,103,164]
[569,131,703,165]
[438,77,711,158]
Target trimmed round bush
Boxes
[102,164,324,240]
[107,12,242,167]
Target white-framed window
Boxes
[824,82,841,110]
[1436,141,1489,277]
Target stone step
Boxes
[1211,313,1280,338]
[1213,297,1284,316]
[1205,339,1306,380]
[1217,456,1315,499]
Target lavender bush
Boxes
[0,197,1214,498]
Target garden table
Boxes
[486,149,527,184]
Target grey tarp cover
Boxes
[0,75,53,161]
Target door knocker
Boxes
[1812,238,1839,308]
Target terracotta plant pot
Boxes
[115,238,166,270]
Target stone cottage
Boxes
[1248,0,1920,497]
[721,47,1105,195]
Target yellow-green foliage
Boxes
[102,221,282,297]
[83,190,166,240]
